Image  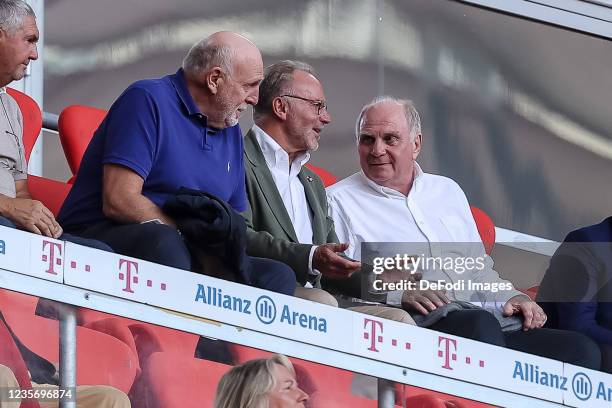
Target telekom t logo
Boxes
[119,259,139,293]
[41,240,62,275]
[363,318,384,352]
[438,336,457,370]
[437,335,486,370]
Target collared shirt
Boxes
[59,68,247,230]
[0,88,27,198]
[252,125,314,244]
[327,164,522,307]
[252,125,319,282]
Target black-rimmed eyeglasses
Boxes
[280,95,328,115]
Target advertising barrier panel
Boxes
[0,227,610,406]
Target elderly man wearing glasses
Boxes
[242,61,414,324]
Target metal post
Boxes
[24,0,44,176]
[377,378,395,408]
[59,304,77,408]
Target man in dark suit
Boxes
[243,60,414,323]
[538,216,612,372]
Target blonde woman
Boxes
[214,354,308,408]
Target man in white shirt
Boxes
[243,61,414,323]
[326,96,600,368]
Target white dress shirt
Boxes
[327,164,523,308]
[252,125,318,281]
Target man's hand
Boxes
[503,295,547,331]
[3,198,62,238]
[401,288,450,315]
[312,243,361,279]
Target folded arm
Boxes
[102,164,175,226]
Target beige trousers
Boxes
[36,384,131,408]
[348,305,416,325]
[0,365,20,408]
[294,287,339,307]
[0,365,130,408]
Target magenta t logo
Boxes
[438,336,458,370]
[363,318,384,352]
[119,259,139,293]
[41,240,62,275]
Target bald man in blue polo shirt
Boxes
[58,32,296,295]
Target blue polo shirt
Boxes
[59,68,247,231]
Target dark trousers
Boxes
[600,343,612,374]
[0,215,112,252]
[76,221,296,296]
[429,309,601,370]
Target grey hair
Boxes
[182,38,236,78]
[355,96,422,142]
[214,354,296,408]
[0,0,35,34]
[253,60,315,120]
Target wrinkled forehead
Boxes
[360,103,409,136]
[231,47,263,80]
[290,71,325,99]
[6,14,38,37]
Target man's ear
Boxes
[206,67,223,95]
[413,133,422,160]
[271,96,288,121]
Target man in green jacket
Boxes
[243,60,413,323]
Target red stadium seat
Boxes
[76,308,138,328]
[519,285,540,301]
[26,174,71,216]
[0,288,40,316]
[129,323,200,365]
[6,87,42,162]
[305,163,338,187]
[0,315,40,408]
[58,105,106,181]
[76,308,199,373]
[6,88,73,215]
[2,310,138,394]
[137,352,230,408]
[0,292,139,393]
[469,206,495,255]
[404,394,468,408]
[396,384,496,408]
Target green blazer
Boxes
[242,129,338,285]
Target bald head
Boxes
[207,31,258,54]
[182,31,264,128]
[183,31,261,78]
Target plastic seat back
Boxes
[5,88,72,215]
[469,206,495,255]
[58,105,107,179]
[6,87,42,162]
[305,163,338,187]
[4,311,138,393]
[0,316,40,408]
[138,352,230,408]
[0,288,39,316]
